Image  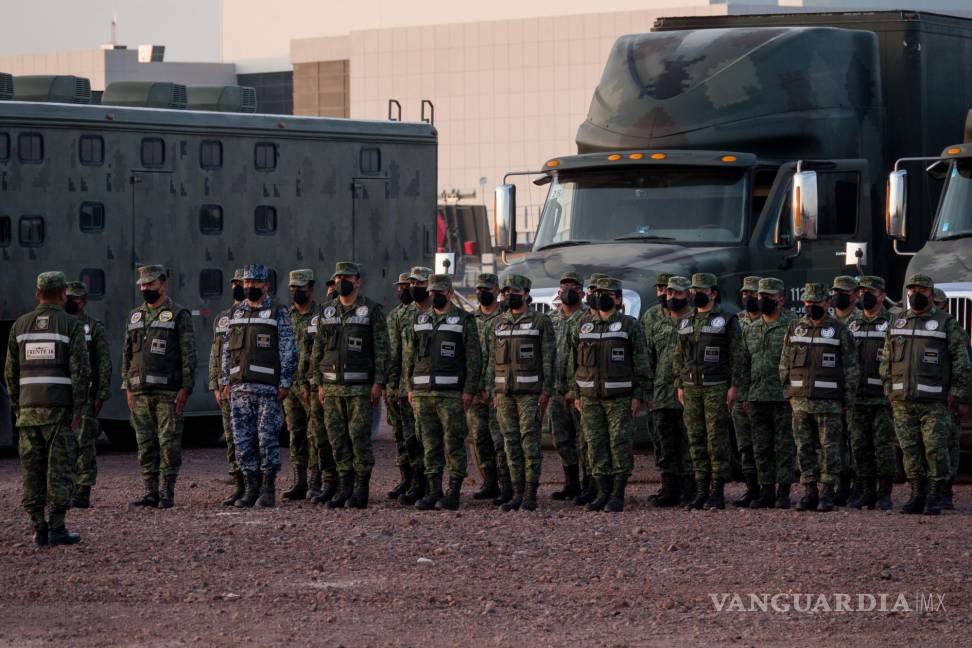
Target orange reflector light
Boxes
[650,153,666,160]
[546,159,560,167]
[947,148,961,155]
[721,155,737,163]
[629,153,644,160]
[608,154,621,161]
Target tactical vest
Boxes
[411,308,467,392]
[493,311,545,395]
[783,319,845,400]
[573,313,634,399]
[227,302,283,386]
[848,313,889,398]
[887,309,951,402]
[127,303,186,392]
[676,310,733,387]
[13,307,75,408]
[78,312,104,399]
[317,299,375,385]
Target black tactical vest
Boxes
[317,299,376,385]
[411,307,467,392]
[783,318,845,401]
[848,312,889,398]
[12,307,76,408]
[573,312,634,398]
[887,309,951,402]
[227,302,283,386]
[127,302,187,392]
[493,311,544,395]
[676,309,733,387]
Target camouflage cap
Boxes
[906,274,934,289]
[409,266,433,282]
[595,277,622,292]
[428,274,453,292]
[65,281,87,298]
[587,273,607,288]
[560,271,585,286]
[502,274,532,292]
[331,261,360,280]
[231,268,244,282]
[655,272,674,287]
[241,264,268,281]
[858,275,885,291]
[394,272,410,285]
[37,271,66,291]
[475,273,499,289]
[803,282,828,302]
[288,268,314,287]
[136,264,166,286]
[757,278,785,294]
[667,276,691,292]
[832,275,858,292]
[934,288,947,303]
[691,272,718,290]
[740,276,762,292]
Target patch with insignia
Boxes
[679,318,691,329]
[795,325,808,337]
[580,322,595,333]
[158,310,173,322]
[925,319,939,331]
[609,321,622,332]
[356,305,369,317]
[234,309,245,319]
[218,316,230,328]
[131,311,143,324]
[325,306,337,318]
[894,318,907,329]
[849,321,861,332]
[519,322,532,329]
[447,316,461,325]
[256,333,272,348]
[84,324,91,334]
[36,316,49,330]
[710,316,726,329]
[311,315,319,326]
[418,313,430,324]
[876,321,888,332]
[150,338,167,355]
[259,309,271,319]
[821,327,836,339]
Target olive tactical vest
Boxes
[12,307,75,407]
[77,312,106,399]
[573,312,634,399]
[887,309,951,402]
[127,302,187,392]
[848,312,889,398]
[411,307,467,392]
[783,318,845,401]
[493,311,545,395]
[227,302,283,386]
[317,299,376,385]
[676,309,733,387]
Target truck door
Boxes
[749,160,871,310]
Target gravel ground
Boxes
[1,430,969,648]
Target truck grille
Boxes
[946,297,972,340]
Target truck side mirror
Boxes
[791,170,818,241]
[885,169,908,240]
[493,184,517,251]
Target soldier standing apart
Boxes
[845,276,896,510]
[640,272,673,503]
[732,275,762,507]
[740,278,796,509]
[65,281,111,509]
[830,275,860,505]
[548,271,588,502]
[880,275,971,515]
[404,274,481,511]
[565,277,651,513]
[220,264,297,508]
[124,265,196,509]
[385,272,419,500]
[933,287,971,509]
[673,273,747,511]
[211,269,245,506]
[780,283,858,512]
[6,272,90,546]
[310,262,388,509]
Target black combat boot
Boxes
[586,477,613,512]
[573,471,598,506]
[834,473,852,507]
[687,476,710,511]
[940,480,954,510]
[472,466,499,500]
[346,474,371,509]
[222,472,245,506]
[132,476,159,507]
[30,511,48,546]
[388,465,412,500]
[46,513,80,546]
[924,481,943,516]
[900,478,926,514]
[521,481,540,512]
[158,476,177,509]
[796,482,818,511]
[415,473,442,510]
[436,476,463,511]
[705,480,726,510]
[234,472,261,508]
[312,478,338,505]
[876,477,894,511]
[400,471,427,506]
[256,472,276,508]
[327,473,355,509]
[849,477,877,510]
[679,474,697,508]
[775,483,792,509]
[282,466,307,501]
[551,465,581,501]
[71,485,92,509]
[503,477,525,512]
[306,469,323,500]
[605,476,628,513]
[818,483,836,512]
[734,473,759,508]
[750,484,775,509]
[493,471,513,506]
[653,473,681,508]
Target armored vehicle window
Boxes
[200,140,222,169]
[0,133,9,161]
[79,135,104,166]
[254,142,277,170]
[360,147,381,174]
[254,205,277,234]
[816,172,858,237]
[19,215,44,247]
[0,216,10,247]
[79,202,105,232]
[18,133,44,163]
[141,138,165,167]
[80,269,105,299]
[199,204,223,234]
[200,269,223,298]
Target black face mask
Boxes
[597,293,616,312]
[232,285,246,302]
[657,293,668,309]
[477,290,495,307]
[910,292,930,311]
[399,289,413,305]
[562,289,580,307]
[292,289,309,306]
[246,287,263,302]
[141,289,161,304]
[693,292,710,308]
[743,296,759,314]
[833,292,852,310]
[410,286,428,303]
[65,299,80,315]
[585,293,597,309]
[860,292,878,311]
[507,294,525,310]
[338,279,355,297]
[668,297,688,312]
[808,304,825,320]
[759,297,777,316]
[432,293,448,310]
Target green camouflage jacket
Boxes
[208,305,234,391]
[551,306,586,394]
[290,300,319,392]
[474,305,504,392]
[78,310,112,402]
[645,311,682,410]
[741,310,795,402]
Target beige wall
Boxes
[293,60,350,117]
[0,49,107,90]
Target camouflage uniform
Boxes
[830,275,861,505]
[935,287,971,497]
[5,272,90,544]
[731,275,763,505]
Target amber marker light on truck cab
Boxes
[721,155,737,162]
[608,154,622,161]
[628,153,644,160]
[546,159,560,167]
[650,153,666,160]
[947,148,961,155]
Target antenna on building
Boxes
[111,12,117,47]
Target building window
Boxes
[141,137,165,167]
[360,147,381,174]
[79,202,105,232]
[200,140,222,169]
[199,204,223,234]
[0,133,9,161]
[254,205,277,234]
[0,215,10,247]
[18,133,44,163]
[80,269,106,300]
[79,135,104,166]
[200,269,223,298]
[254,142,276,170]
[19,215,44,247]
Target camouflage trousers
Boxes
[323,394,374,478]
[847,403,897,479]
[219,398,239,475]
[947,412,960,480]
[230,386,283,475]
[19,419,76,521]
[731,403,755,480]
[386,390,424,475]
[792,408,842,485]
[130,392,184,480]
[548,395,587,471]
[652,407,691,478]
[413,394,468,481]
[682,384,731,482]
[579,396,634,479]
[75,413,100,487]
[466,399,506,480]
[748,401,795,486]
[891,401,950,483]
[285,391,337,480]
[494,393,542,485]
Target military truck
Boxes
[0,76,437,448]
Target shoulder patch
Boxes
[324,306,337,318]
[36,316,49,330]
[234,309,245,319]
[218,316,230,328]
[894,318,907,329]
[130,311,143,324]
[795,325,808,337]
[580,322,595,334]
[418,313,430,324]
[710,316,726,329]
[159,310,173,322]
[848,320,860,332]
[820,326,836,339]
[311,315,319,326]
[609,321,623,332]
[875,320,888,332]
[356,305,369,317]
[259,309,271,319]
[519,321,533,329]
[679,318,691,330]
[447,315,461,325]
[925,319,939,331]
[84,323,91,334]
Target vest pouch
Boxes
[131,331,143,352]
[325,329,340,352]
[890,336,907,362]
[791,346,809,368]
[496,338,510,365]
[227,327,245,351]
[579,342,597,367]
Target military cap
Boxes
[858,275,885,291]
[560,271,585,286]
[832,275,859,292]
[65,281,87,298]
[288,269,314,287]
[37,271,66,291]
[934,288,947,304]
[476,273,499,289]
[595,277,623,292]
[757,277,785,295]
[587,273,607,288]
[803,282,828,302]
[740,276,762,292]
[906,274,934,289]
[394,272,410,285]
[241,264,268,281]
[136,264,166,285]
[429,274,453,292]
[667,276,691,292]
[409,266,433,282]
[691,272,718,290]
[655,272,674,287]
[231,268,244,282]
[331,261,360,280]
[502,274,532,291]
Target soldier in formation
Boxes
[211,269,244,505]
[385,273,421,502]
[732,275,763,507]
[934,287,970,509]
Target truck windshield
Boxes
[934,159,972,240]
[534,167,747,250]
